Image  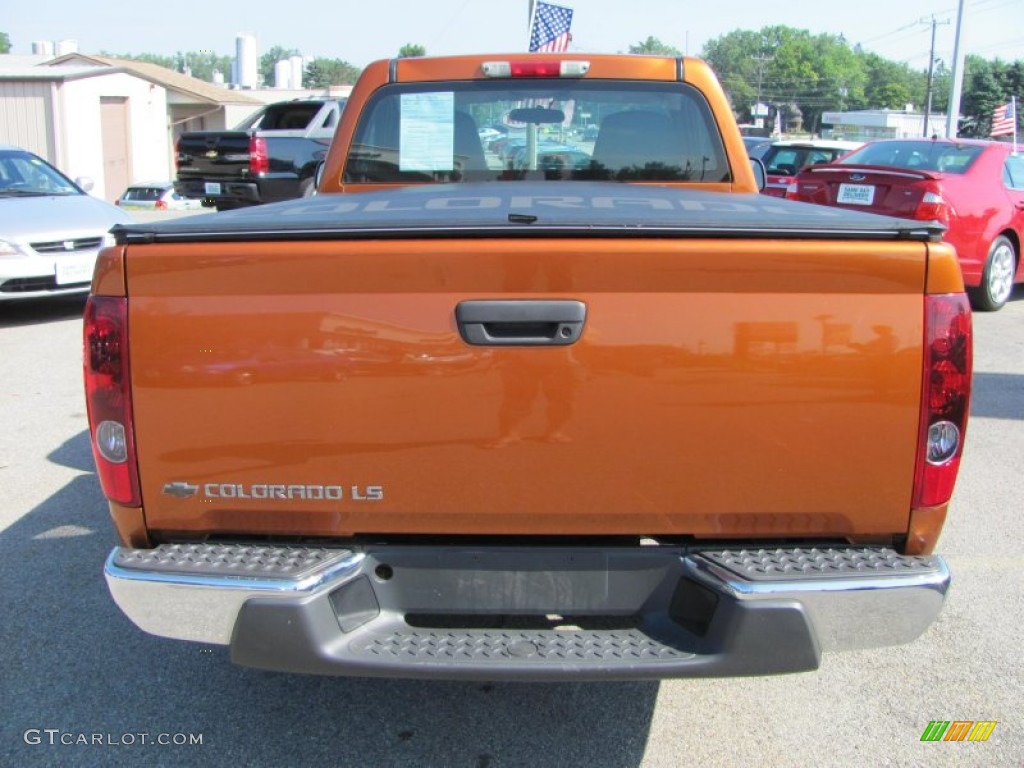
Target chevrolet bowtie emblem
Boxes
[204,150,218,158]
[162,481,199,498]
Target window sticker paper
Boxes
[399,92,455,172]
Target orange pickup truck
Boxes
[88,54,971,680]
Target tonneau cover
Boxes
[114,182,943,244]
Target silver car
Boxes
[0,145,133,300]
[116,181,204,211]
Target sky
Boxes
[3,0,1022,71]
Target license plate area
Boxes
[55,256,95,285]
[204,182,222,195]
[837,183,875,205]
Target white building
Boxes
[821,109,950,141]
[0,53,264,202]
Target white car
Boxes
[478,127,504,145]
[116,182,204,211]
[0,145,133,300]
[760,139,864,197]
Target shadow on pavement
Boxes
[1,430,658,768]
[0,295,87,329]
[970,372,1024,421]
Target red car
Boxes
[786,138,1024,310]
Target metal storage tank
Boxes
[235,33,258,88]
[274,60,292,89]
[55,40,78,55]
[290,56,305,90]
[32,41,55,56]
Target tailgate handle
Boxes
[456,300,586,346]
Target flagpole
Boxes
[1014,96,1018,154]
[527,0,538,50]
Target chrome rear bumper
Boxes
[105,543,949,680]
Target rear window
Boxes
[839,141,983,174]
[343,80,730,184]
[121,187,165,201]
[235,103,323,131]
[762,146,847,175]
[1003,154,1024,189]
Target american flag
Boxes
[530,2,573,53]
[991,99,1016,137]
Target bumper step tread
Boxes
[696,546,941,582]
[355,628,693,663]
[113,543,353,579]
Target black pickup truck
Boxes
[174,98,345,210]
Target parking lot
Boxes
[0,219,1021,765]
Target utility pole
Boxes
[946,0,967,138]
[751,51,774,131]
[923,16,950,137]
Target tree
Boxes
[304,58,362,89]
[960,56,1009,138]
[629,37,680,56]
[701,25,955,133]
[703,27,834,126]
[102,51,176,70]
[856,53,928,113]
[180,50,234,82]
[0,32,11,54]
[398,44,426,58]
[702,29,764,118]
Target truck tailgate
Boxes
[127,235,927,540]
[175,132,252,181]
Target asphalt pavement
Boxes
[0,221,1021,766]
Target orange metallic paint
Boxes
[113,53,957,547]
[904,504,948,555]
[925,242,966,294]
[318,54,757,195]
[108,501,150,547]
[123,236,931,541]
[92,246,127,297]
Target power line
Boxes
[857,18,928,46]
[971,0,1018,11]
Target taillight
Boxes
[249,136,269,174]
[914,186,952,226]
[84,296,140,506]
[784,182,801,200]
[155,199,167,210]
[912,293,972,508]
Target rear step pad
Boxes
[696,547,942,581]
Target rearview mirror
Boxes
[508,107,565,125]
